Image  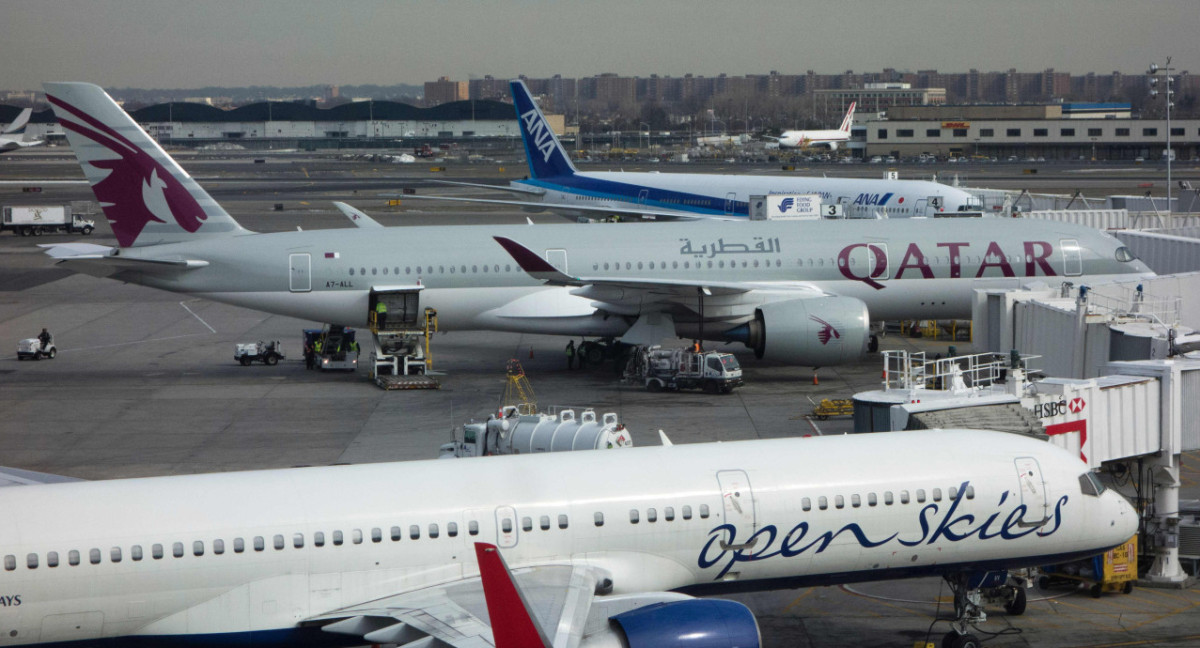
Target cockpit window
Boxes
[1079,472,1106,496]
[1115,246,1136,263]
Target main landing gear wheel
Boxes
[941,632,981,648]
[1004,587,1027,615]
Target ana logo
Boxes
[1068,398,1086,414]
[853,192,893,206]
[519,108,557,165]
[779,197,795,212]
[810,315,841,345]
[47,93,207,247]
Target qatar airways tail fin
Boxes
[42,82,249,248]
[510,80,576,180]
[839,101,856,133]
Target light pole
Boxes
[1147,57,1175,214]
[639,122,650,151]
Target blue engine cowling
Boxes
[612,599,761,648]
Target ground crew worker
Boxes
[314,336,324,356]
[303,339,315,369]
[349,339,360,357]
[375,300,388,329]
[692,339,702,353]
[37,328,51,351]
[565,339,576,370]
[577,340,588,370]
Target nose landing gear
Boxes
[940,570,1029,648]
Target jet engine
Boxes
[827,141,839,151]
[723,296,869,366]
[583,599,761,648]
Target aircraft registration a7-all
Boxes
[415,81,979,221]
[41,82,1153,367]
[0,429,1136,648]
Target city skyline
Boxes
[1,0,1196,90]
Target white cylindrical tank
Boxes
[492,409,632,454]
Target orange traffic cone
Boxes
[812,370,819,386]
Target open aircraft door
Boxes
[716,470,758,552]
[289,253,311,293]
[369,285,423,329]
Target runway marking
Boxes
[180,301,216,333]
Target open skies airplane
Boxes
[411,82,979,221]
[0,428,1136,648]
[40,82,1152,367]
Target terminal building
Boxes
[863,104,1199,160]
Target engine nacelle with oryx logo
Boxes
[723,296,869,366]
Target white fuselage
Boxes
[777,129,850,149]
[0,430,1136,645]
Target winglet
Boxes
[3,107,32,134]
[474,543,552,648]
[493,236,577,284]
[332,201,383,228]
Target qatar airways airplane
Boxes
[766,101,857,150]
[413,83,973,220]
[0,429,1135,648]
[40,82,1152,367]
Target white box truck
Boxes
[2,205,95,237]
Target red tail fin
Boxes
[840,102,857,132]
[474,542,552,648]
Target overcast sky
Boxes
[4,0,1197,90]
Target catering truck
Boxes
[2,205,95,236]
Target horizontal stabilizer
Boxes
[0,466,84,488]
[403,194,713,222]
[41,244,208,278]
[428,179,547,196]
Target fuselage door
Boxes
[1014,456,1050,525]
[638,189,649,205]
[495,505,518,548]
[843,243,889,283]
[724,192,737,215]
[716,470,757,550]
[289,253,311,293]
[545,249,568,274]
[1060,239,1082,276]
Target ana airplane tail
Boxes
[2,107,32,134]
[839,101,857,133]
[42,82,249,248]
[509,80,577,179]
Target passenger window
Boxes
[647,508,658,523]
[254,536,265,552]
[868,493,877,507]
[884,491,894,505]
[173,542,185,558]
[371,528,382,543]
[131,546,143,561]
[852,494,862,508]
[233,538,245,553]
[802,497,811,511]
[448,522,458,537]
[949,487,959,500]
[629,509,640,524]
[27,554,38,569]
[410,525,420,540]
[429,524,440,539]
[213,540,224,555]
[682,505,693,520]
[700,504,710,519]
[835,495,845,509]
[314,532,325,547]
[522,517,533,532]
[152,544,164,559]
[273,535,285,550]
[293,533,304,549]
[665,507,675,521]
[818,496,829,510]
[332,531,343,546]
[3,555,13,571]
[47,551,59,567]
[69,550,81,566]
[558,514,568,530]
[916,489,927,503]
[594,512,605,527]
[90,548,101,564]
[501,518,513,533]
[352,529,363,545]
[540,515,550,531]
[469,520,479,536]
[192,541,204,556]
[932,488,942,502]
[900,490,910,504]
[390,526,401,541]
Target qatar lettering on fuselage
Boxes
[837,239,1058,290]
[698,480,1068,579]
[519,108,557,164]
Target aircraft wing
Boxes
[0,466,84,488]
[2,108,32,134]
[398,194,737,222]
[428,179,547,196]
[309,562,605,648]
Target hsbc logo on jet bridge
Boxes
[837,240,1057,290]
[520,109,557,164]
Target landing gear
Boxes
[940,571,1030,648]
[941,631,981,648]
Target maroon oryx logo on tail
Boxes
[47,94,206,247]
[810,315,841,345]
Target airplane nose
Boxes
[1110,492,1139,541]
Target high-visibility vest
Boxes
[376,302,387,313]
